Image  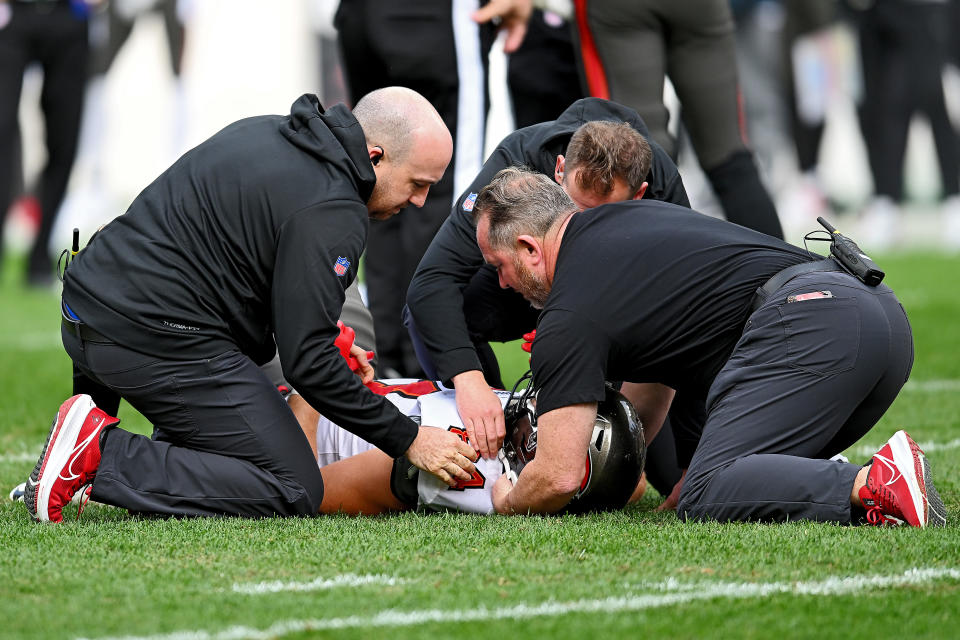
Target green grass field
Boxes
[1,251,958,640]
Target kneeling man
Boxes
[473,167,945,527]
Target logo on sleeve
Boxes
[333,256,351,276]
[462,192,478,212]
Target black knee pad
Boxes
[390,456,420,507]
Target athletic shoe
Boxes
[24,395,119,523]
[10,482,92,505]
[859,430,947,528]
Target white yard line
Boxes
[77,567,960,640]
[903,379,960,393]
[0,332,62,351]
[0,452,38,464]
[232,574,404,594]
[852,437,960,459]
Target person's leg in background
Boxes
[572,0,674,157]
[909,2,960,249]
[659,0,782,238]
[576,0,782,238]
[508,8,584,129]
[855,1,936,250]
[776,0,837,233]
[0,2,31,276]
[28,4,89,285]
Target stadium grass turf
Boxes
[0,251,957,639]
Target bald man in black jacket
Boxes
[26,88,479,523]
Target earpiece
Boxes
[371,146,383,166]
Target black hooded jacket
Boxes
[406,98,690,382]
[63,95,418,457]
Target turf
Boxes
[1,251,958,640]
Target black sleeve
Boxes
[272,202,417,458]
[530,309,610,416]
[647,138,690,209]
[406,147,517,382]
[666,389,706,468]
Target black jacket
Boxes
[407,98,690,381]
[63,95,418,457]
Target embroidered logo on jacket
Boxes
[462,192,478,212]
[334,256,351,276]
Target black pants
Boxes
[678,271,913,523]
[335,0,494,377]
[856,1,959,201]
[0,1,88,279]
[64,327,323,518]
[507,9,584,129]
[573,0,782,238]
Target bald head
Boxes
[355,87,453,218]
[353,87,451,162]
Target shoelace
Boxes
[865,505,889,525]
[75,484,93,520]
[863,484,904,526]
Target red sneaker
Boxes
[858,430,947,528]
[24,395,119,523]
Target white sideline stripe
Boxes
[232,574,403,594]
[903,379,960,392]
[852,437,960,459]
[0,332,61,351]
[0,452,38,463]
[77,568,960,640]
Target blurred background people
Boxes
[852,0,960,249]
[0,0,92,286]
[61,0,191,245]
[572,0,784,239]
[506,7,584,128]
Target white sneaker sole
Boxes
[887,430,928,527]
[33,395,96,523]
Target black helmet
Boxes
[501,382,645,513]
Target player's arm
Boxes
[452,370,505,460]
[492,402,597,515]
[618,382,675,443]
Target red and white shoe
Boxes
[24,395,119,523]
[859,430,947,528]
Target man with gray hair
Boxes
[407,98,687,463]
[26,87,479,523]
[476,167,943,528]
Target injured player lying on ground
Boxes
[9,377,647,516]
[301,377,647,515]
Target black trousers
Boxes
[335,0,494,377]
[0,1,88,278]
[507,9,584,129]
[856,1,959,201]
[64,327,323,518]
[678,271,913,524]
[573,0,782,238]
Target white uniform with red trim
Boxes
[313,379,510,514]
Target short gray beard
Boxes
[513,255,551,309]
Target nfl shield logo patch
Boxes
[334,256,350,276]
[462,192,478,212]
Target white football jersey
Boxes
[313,379,512,514]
